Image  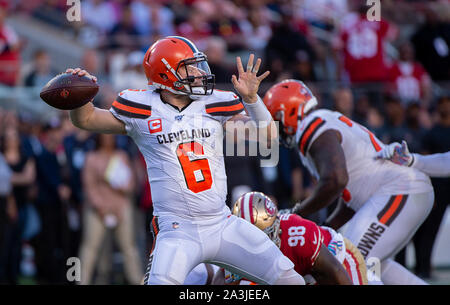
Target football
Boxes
[40,73,99,110]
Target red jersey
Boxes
[388,61,430,102]
[278,213,331,275]
[339,14,390,83]
[0,24,20,86]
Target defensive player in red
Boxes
[263,79,434,285]
[214,192,366,285]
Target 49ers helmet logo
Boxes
[265,198,276,216]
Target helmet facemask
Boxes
[174,52,215,96]
[274,110,297,149]
[263,217,281,248]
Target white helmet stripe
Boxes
[242,193,253,224]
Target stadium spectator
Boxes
[380,95,409,144]
[81,0,118,34]
[0,126,36,284]
[208,0,247,53]
[176,6,212,50]
[332,87,354,119]
[32,122,71,284]
[108,7,142,50]
[24,50,55,88]
[388,42,432,107]
[0,149,14,284]
[410,96,450,279]
[63,129,95,258]
[203,36,233,84]
[411,7,450,81]
[130,0,175,39]
[265,10,315,82]
[238,5,272,54]
[0,1,20,87]
[79,133,142,285]
[111,50,147,91]
[334,5,396,83]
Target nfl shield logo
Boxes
[175,115,184,121]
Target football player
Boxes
[263,79,434,285]
[214,192,366,285]
[377,141,450,177]
[65,36,305,285]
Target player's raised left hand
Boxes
[232,54,270,104]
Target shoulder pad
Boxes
[205,89,244,116]
[111,89,152,119]
[298,115,326,155]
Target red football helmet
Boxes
[143,36,215,96]
[263,79,318,148]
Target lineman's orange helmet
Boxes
[263,79,318,148]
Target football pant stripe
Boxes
[377,194,408,226]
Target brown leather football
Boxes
[40,73,99,110]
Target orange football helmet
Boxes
[232,192,281,247]
[263,79,318,147]
[143,36,215,96]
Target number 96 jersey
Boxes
[109,88,245,219]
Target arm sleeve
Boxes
[412,152,450,178]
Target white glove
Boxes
[376,140,413,166]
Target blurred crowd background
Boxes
[0,0,449,285]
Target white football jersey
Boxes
[110,87,245,219]
[295,109,432,211]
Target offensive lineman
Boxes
[263,79,434,285]
[65,36,305,285]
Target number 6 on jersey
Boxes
[176,141,213,193]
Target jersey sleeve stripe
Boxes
[298,117,325,154]
[207,108,244,116]
[206,103,244,115]
[112,100,151,118]
[205,99,241,110]
[117,96,152,111]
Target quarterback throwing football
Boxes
[65,36,305,285]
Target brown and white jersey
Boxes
[295,109,432,211]
[110,87,245,219]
